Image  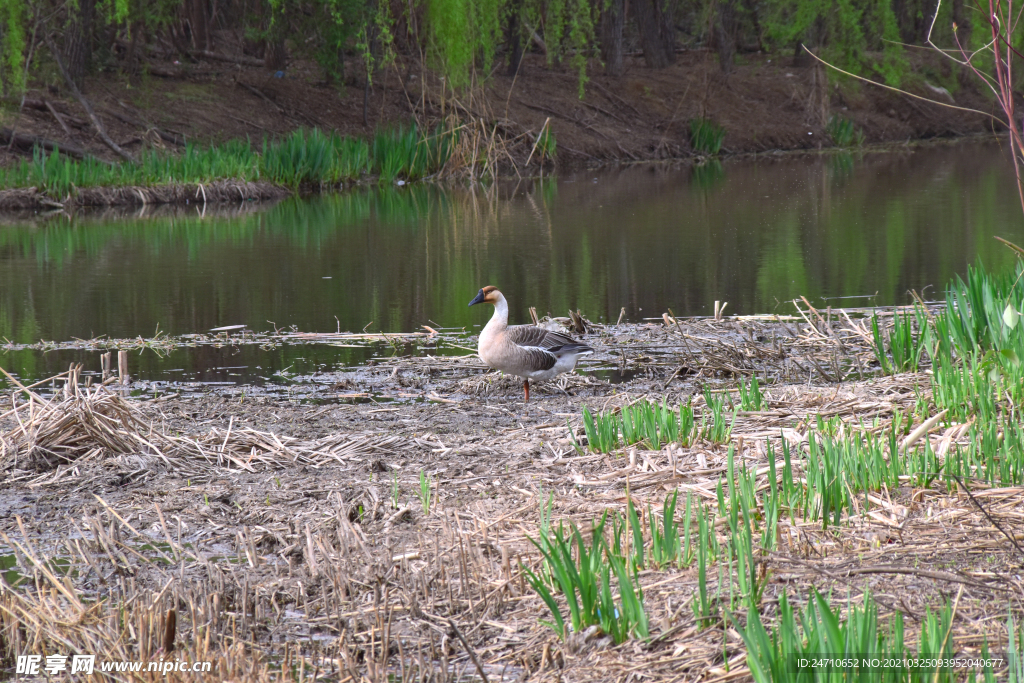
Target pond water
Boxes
[2,140,1023,386]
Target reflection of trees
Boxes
[0,143,1021,346]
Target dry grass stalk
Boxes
[0,366,404,476]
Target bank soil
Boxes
[1,46,997,176]
[1,310,1020,680]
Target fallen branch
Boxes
[0,128,87,159]
[191,50,265,67]
[43,99,75,138]
[101,107,186,146]
[43,31,136,163]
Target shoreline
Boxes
[0,132,1004,213]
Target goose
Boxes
[469,286,594,401]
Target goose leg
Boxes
[523,379,530,402]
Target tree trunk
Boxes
[506,0,523,76]
[63,0,95,92]
[951,0,970,44]
[952,0,972,85]
[601,0,625,76]
[185,0,211,51]
[633,0,671,69]
[265,39,288,71]
[714,0,736,74]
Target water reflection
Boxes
[0,140,1021,350]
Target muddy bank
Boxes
[0,179,290,211]
[1,310,1021,681]
[0,50,999,178]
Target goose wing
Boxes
[505,324,576,350]
[515,345,559,372]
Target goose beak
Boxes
[468,289,486,306]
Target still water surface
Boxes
[1,140,1022,385]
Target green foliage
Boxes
[0,0,26,94]
[926,260,1024,422]
[262,128,341,188]
[581,399,699,454]
[522,0,597,96]
[266,0,369,82]
[943,418,1024,488]
[700,390,736,444]
[582,405,618,453]
[936,260,1024,356]
[738,375,765,411]
[418,469,432,514]
[826,115,865,147]
[737,590,985,683]
[524,512,649,643]
[870,308,927,374]
[535,124,557,162]
[647,491,681,569]
[690,118,725,156]
[760,0,906,86]
[426,0,504,89]
[0,127,458,194]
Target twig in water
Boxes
[447,618,489,683]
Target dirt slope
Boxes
[0,47,996,171]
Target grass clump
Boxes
[581,399,698,453]
[690,118,725,156]
[826,115,865,147]
[700,390,736,444]
[524,509,649,644]
[418,470,432,515]
[737,589,994,683]
[738,375,765,411]
[871,308,928,375]
[927,260,1024,421]
[0,126,459,196]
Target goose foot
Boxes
[523,379,530,403]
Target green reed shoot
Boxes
[1007,610,1024,683]
[626,495,645,571]
[826,115,865,147]
[524,512,648,643]
[535,125,557,162]
[582,400,697,454]
[418,470,432,515]
[937,260,1024,357]
[719,448,768,609]
[680,493,696,567]
[582,406,619,453]
[692,503,719,628]
[738,375,765,411]
[524,518,605,638]
[871,309,927,374]
[931,350,1001,422]
[690,118,725,156]
[736,589,982,683]
[944,418,1024,488]
[700,390,736,444]
[2,126,461,196]
[762,450,781,551]
[647,491,681,569]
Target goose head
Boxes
[468,286,501,307]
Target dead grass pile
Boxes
[0,366,405,478]
[0,523,286,682]
[0,180,289,211]
[456,370,608,398]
